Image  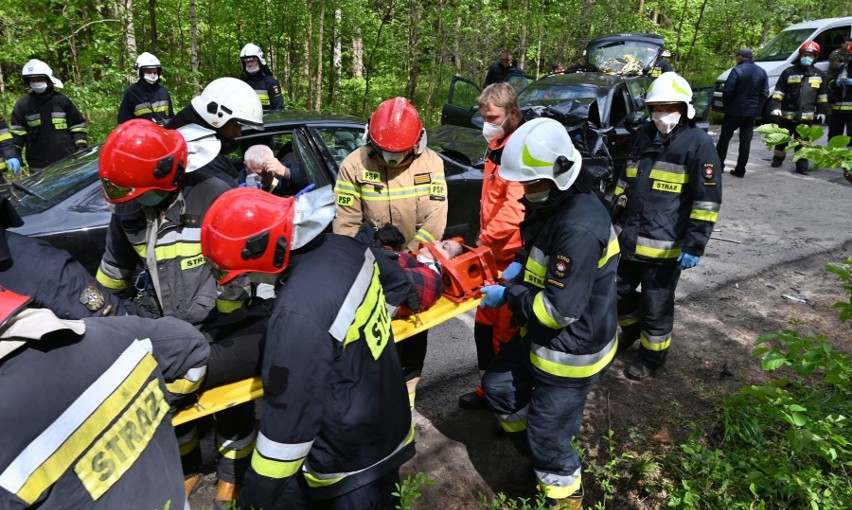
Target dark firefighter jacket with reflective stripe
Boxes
[240,70,284,111]
[239,234,413,509]
[614,121,722,262]
[507,191,620,383]
[828,59,852,112]
[0,114,20,174]
[96,171,249,326]
[767,62,830,121]
[333,146,448,252]
[0,313,209,509]
[10,90,88,169]
[117,81,174,125]
[1,232,135,319]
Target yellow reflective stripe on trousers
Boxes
[538,467,582,500]
[0,341,157,505]
[533,292,572,329]
[497,405,528,433]
[598,227,620,268]
[634,236,680,259]
[529,334,617,379]
[640,330,671,351]
[523,246,548,288]
[217,430,257,460]
[304,424,415,488]
[250,432,312,479]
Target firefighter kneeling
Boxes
[201,186,414,509]
[480,118,620,508]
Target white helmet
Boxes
[135,52,162,71]
[240,43,266,66]
[499,118,583,191]
[190,77,264,130]
[645,71,695,119]
[21,59,63,88]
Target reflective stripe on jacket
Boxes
[506,191,620,383]
[614,122,722,262]
[239,234,413,508]
[0,313,208,508]
[117,81,174,125]
[96,171,249,325]
[10,90,88,168]
[240,72,284,110]
[333,146,448,252]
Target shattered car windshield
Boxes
[588,41,660,74]
[517,83,598,108]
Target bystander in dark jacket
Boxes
[716,47,769,178]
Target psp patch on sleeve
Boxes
[551,254,573,279]
[337,193,356,207]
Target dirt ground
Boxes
[405,242,852,509]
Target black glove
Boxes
[374,224,406,251]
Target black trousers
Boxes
[773,119,812,171]
[716,115,755,172]
[272,469,402,509]
[616,259,681,367]
[828,110,852,142]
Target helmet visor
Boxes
[100,177,137,203]
[205,256,233,284]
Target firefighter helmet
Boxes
[499,117,582,191]
[0,286,32,331]
[190,77,264,130]
[645,71,696,119]
[367,97,426,162]
[800,40,820,57]
[21,59,63,88]
[99,119,188,203]
[201,186,336,284]
[135,52,162,73]
[239,43,267,65]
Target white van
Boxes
[713,17,852,111]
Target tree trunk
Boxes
[189,0,199,91]
[306,0,314,108]
[353,28,364,78]
[674,0,689,60]
[314,0,325,111]
[682,0,709,72]
[406,0,419,100]
[331,8,342,103]
[124,0,137,81]
[454,16,462,73]
[148,0,157,52]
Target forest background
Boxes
[2,0,852,143]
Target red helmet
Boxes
[99,119,188,203]
[800,40,820,57]
[0,286,31,330]
[201,188,295,284]
[368,97,424,153]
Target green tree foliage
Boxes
[1,0,851,142]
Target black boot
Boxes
[770,157,784,168]
[730,167,746,178]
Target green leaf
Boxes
[807,125,824,141]
[796,123,812,138]
[764,133,791,146]
[827,135,851,148]
[761,351,789,371]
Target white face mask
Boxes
[482,115,510,143]
[524,189,551,203]
[652,111,681,135]
[245,64,260,74]
[143,72,159,85]
[381,149,410,167]
[30,82,48,94]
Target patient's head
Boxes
[422,239,463,260]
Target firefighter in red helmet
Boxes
[767,40,830,174]
[96,119,256,507]
[332,97,448,408]
[201,186,413,510]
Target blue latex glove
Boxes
[501,261,523,281]
[294,182,316,198]
[677,252,700,269]
[844,78,852,86]
[479,285,507,308]
[6,158,21,174]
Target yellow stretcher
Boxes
[172,294,482,426]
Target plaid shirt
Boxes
[396,252,442,317]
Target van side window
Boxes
[814,27,851,62]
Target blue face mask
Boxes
[800,57,814,67]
